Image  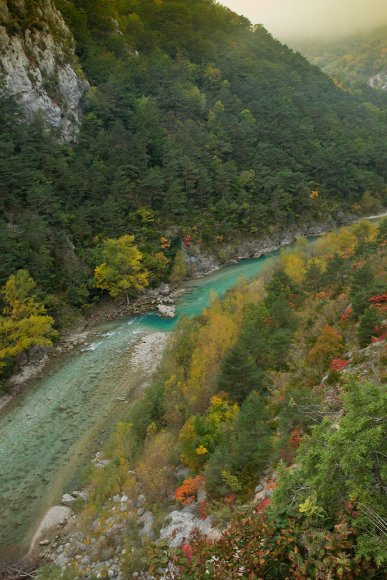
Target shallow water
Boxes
[0,249,281,559]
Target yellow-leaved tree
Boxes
[0,270,57,370]
[94,235,149,304]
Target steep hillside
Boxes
[37,219,387,578]
[0,0,88,139]
[292,27,387,101]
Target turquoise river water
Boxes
[0,250,282,560]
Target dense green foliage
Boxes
[274,380,387,565]
[1,1,386,320]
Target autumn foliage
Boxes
[331,358,349,371]
[166,512,378,579]
[308,325,343,366]
[175,476,204,505]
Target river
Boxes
[1,213,385,561]
[0,249,281,561]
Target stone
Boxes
[167,504,179,513]
[120,495,128,503]
[254,490,266,502]
[160,509,219,548]
[0,2,89,140]
[139,511,155,540]
[157,304,176,318]
[61,494,76,505]
[33,505,72,544]
[175,466,189,481]
[158,283,170,296]
[136,494,146,507]
[54,554,69,568]
[73,490,88,501]
[39,539,49,546]
[368,72,387,91]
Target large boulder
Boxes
[157,304,176,318]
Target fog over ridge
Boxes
[221,0,387,40]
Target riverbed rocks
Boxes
[157,303,176,318]
[88,282,178,324]
[158,283,170,296]
[129,332,169,375]
[95,459,111,469]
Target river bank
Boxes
[24,331,169,560]
[1,210,385,414]
[0,323,171,566]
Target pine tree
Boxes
[358,307,382,347]
[218,340,265,403]
[303,261,323,293]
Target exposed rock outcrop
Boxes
[0,0,88,139]
[368,72,387,91]
[183,219,337,278]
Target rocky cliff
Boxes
[368,71,387,91]
[0,0,88,139]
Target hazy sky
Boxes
[220,0,387,40]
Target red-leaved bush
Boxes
[156,512,379,579]
[331,358,349,371]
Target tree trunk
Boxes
[125,290,129,305]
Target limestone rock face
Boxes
[368,72,387,91]
[0,0,89,139]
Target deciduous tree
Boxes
[95,235,149,304]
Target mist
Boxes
[221,0,387,40]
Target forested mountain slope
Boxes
[292,26,387,101]
[0,1,386,380]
